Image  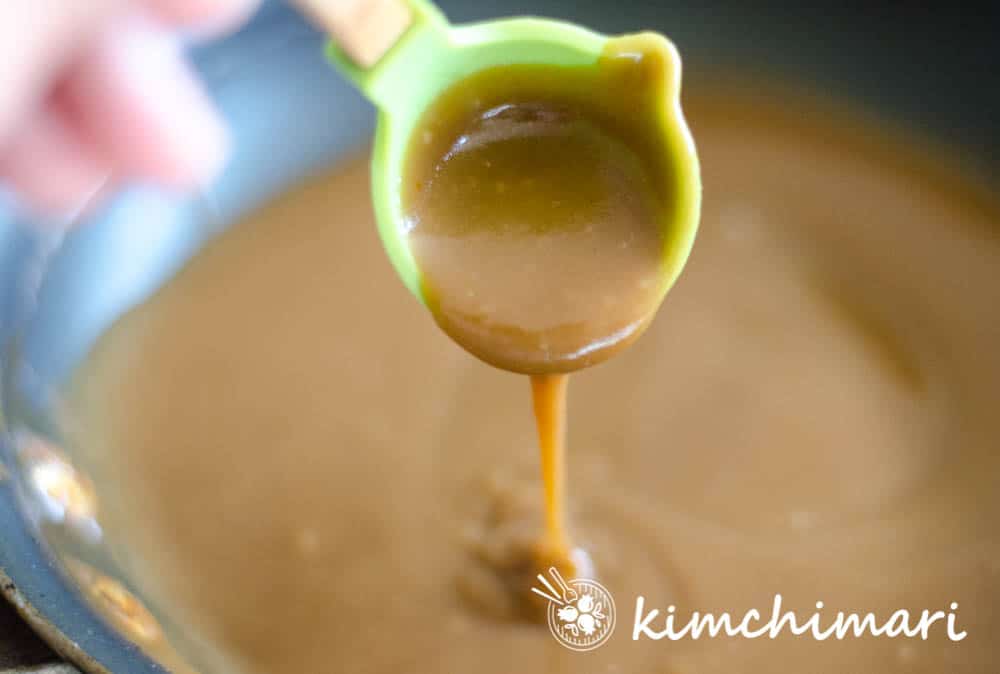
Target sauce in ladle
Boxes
[403,36,686,574]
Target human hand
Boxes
[0,0,260,213]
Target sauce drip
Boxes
[530,374,569,555]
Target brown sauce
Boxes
[403,35,691,575]
[403,35,683,374]
[65,91,1000,673]
[530,374,569,554]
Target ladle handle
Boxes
[292,0,414,67]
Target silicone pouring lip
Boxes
[323,0,701,307]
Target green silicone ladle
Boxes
[300,0,700,305]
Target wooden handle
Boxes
[293,0,414,68]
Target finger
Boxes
[143,0,260,35]
[60,16,230,190]
[0,102,110,213]
[0,0,124,144]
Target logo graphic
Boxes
[532,567,616,651]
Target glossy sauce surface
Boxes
[67,93,1000,674]
[403,36,684,374]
